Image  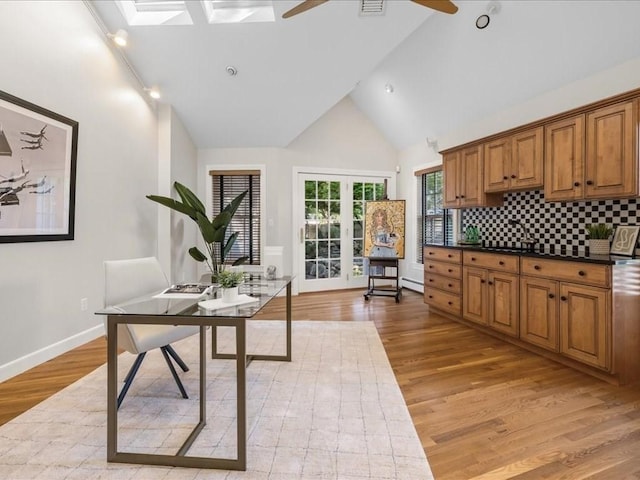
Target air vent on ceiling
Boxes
[359,0,385,16]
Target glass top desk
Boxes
[95,276,292,471]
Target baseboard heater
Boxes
[401,276,423,293]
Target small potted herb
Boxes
[217,270,244,303]
[586,223,613,255]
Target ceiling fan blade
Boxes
[411,0,458,14]
[282,0,330,19]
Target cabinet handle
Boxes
[499,261,505,266]
[428,265,433,269]
[447,254,452,258]
[511,174,516,179]
[534,265,541,270]
[448,283,453,287]
[578,270,586,276]
[548,293,555,299]
[460,195,465,198]
[455,195,460,199]
[480,279,486,283]
[448,269,453,273]
[560,296,567,301]
[428,279,433,282]
[586,180,594,185]
[574,181,580,187]
[428,252,434,255]
[428,295,433,299]
[503,176,508,180]
[448,301,453,305]
[471,257,476,261]
[488,281,494,285]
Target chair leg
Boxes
[164,344,189,372]
[161,347,189,400]
[117,352,146,409]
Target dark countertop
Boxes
[424,242,640,265]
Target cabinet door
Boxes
[443,151,460,208]
[544,115,585,202]
[488,272,519,337]
[512,126,544,190]
[559,283,610,370]
[520,276,559,351]
[463,267,488,325]
[585,100,636,199]
[484,137,511,192]
[460,146,483,207]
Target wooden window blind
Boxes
[209,170,261,265]
[417,168,453,262]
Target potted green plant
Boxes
[216,269,244,303]
[586,223,613,255]
[147,182,248,281]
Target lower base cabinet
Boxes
[520,276,559,352]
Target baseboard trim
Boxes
[401,276,424,294]
[0,325,104,383]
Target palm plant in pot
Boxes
[586,223,613,255]
[147,182,248,281]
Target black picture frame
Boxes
[0,90,78,243]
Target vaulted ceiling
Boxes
[89,0,640,150]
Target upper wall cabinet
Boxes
[484,127,544,193]
[444,146,503,208]
[545,100,638,202]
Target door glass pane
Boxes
[318,181,329,200]
[352,180,385,277]
[330,181,340,200]
[305,241,317,259]
[305,180,316,199]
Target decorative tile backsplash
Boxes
[461,190,639,252]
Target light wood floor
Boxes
[2,289,640,478]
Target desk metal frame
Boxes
[104,281,291,471]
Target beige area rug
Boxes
[0,321,433,479]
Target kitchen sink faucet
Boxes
[508,219,536,247]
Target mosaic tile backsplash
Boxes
[461,190,640,252]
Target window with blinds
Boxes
[416,168,453,263]
[209,170,261,265]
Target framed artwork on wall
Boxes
[0,90,78,243]
[610,225,640,256]
[363,200,406,259]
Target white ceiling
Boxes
[89,0,640,150]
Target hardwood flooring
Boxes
[2,288,640,478]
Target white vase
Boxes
[589,239,610,255]
[221,286,239,303]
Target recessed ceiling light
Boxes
[226,65,238,76]
[145,87,161,99]
[385,83,394,94]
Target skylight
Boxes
[115,0,193,26]
[201,0,275,24]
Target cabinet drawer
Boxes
[521,257,610,287]
[463,251,519,273]
[423,247,461,264]
[424,261,462,279]
[425,289,461,315]
[424,273,461,294]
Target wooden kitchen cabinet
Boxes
[544,114,585,201]
[424,246,462,316]
[462,251,519,336]
[585,100,637,199]
[559,283,610,369]
[443,146,502,208]
[544,99,638,202]
[484,127,544,193]
[520,276,559,352]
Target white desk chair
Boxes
[104,257,199,409]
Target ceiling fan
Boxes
[282,0,458,19]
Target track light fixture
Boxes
[145,87,161,100]
[108,29,129,47]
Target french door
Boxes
[297,172,392,293]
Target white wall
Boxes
[157,105,198,284]
[0,2,159,380]
[198,97,398,286]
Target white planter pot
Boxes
[221,286,239,303]
[589,239,610,255]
